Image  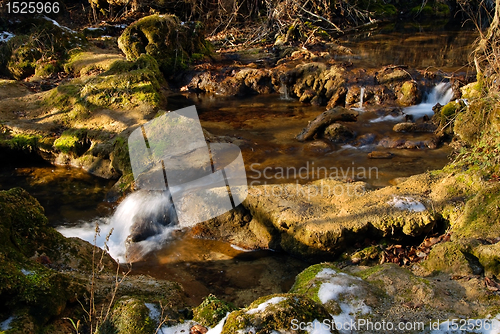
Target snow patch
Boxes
[0,31,15,43]
[246,297,286,315]
[315,268,371,334]
[388,196,426,212]
[21,269,34,276]
[0,316,15,331]
[42,16,75,33]
[145,303,160,322]
[429,314,500,334]
[160,320,197,334]
[206,313,229,334]
[308,319,334,334]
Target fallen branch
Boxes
[296,107,358,141]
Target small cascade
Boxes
[280,82,291,100]
[359,86,365,109]
[404,82,453,119]
[58,190,177,262]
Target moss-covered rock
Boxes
[0,188,88,328]
[220,293,336,334]
[461,81,484,100]
[473,243,500,277]
[290,263,380,317]
[5,36,41,80]
[118,15,211,76]
[350,245,383,265]
[0,17,84,80]
[97,297,158,334]
[64,48,124,77]
[53,128,90,156]
[453,97,493,145]
[285,63,347,107]
[423,241,482,276]
[397,80,422,106]
[452,183,500,241]
[193,295,238,327]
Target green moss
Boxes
[0,134,40,152]
[44,54,163,122]
[53,128,89,155]
[473,243,500,277]
[98,298,157,334]
[220,293,330,334]
[110,136,132,174]
[193,295,237,327]
[410,2,449,17]
[289,263,339,303]
[350,245,382,265]
[453,184,500,240]
[355,264,385,280]
[1,18,85,80]
[423,242,475,276]
[35,62,58,78]
[461,81,485,100]
[64,49,124,77]
[118,15,210,76]
[0,188,85,326]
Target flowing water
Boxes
[6,28,477,306]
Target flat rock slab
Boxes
[241,175,439,260]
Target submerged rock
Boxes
[393,122,437,133]
[324,123,356,143]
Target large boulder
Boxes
[118,15,211,76]
[0,188,89,328]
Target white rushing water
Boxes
[58,190,178,262]
[371,82,453,123]
[404,82,453,118]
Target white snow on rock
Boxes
[206,313,229,334]
[388,196,426,212]
[0,31,15,43]
[160,320,197,334]
[145,303,160,322]
[428,314,500,334]
[314,268,371,334]
[0,316,15,331]
[42,16,75,33]
[246,297,287,315]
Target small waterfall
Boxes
[404,82,453,119]
[280,82,291,100]
[58,190,177,262]
[359,87,365,109]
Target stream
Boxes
[2,26,479,307]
